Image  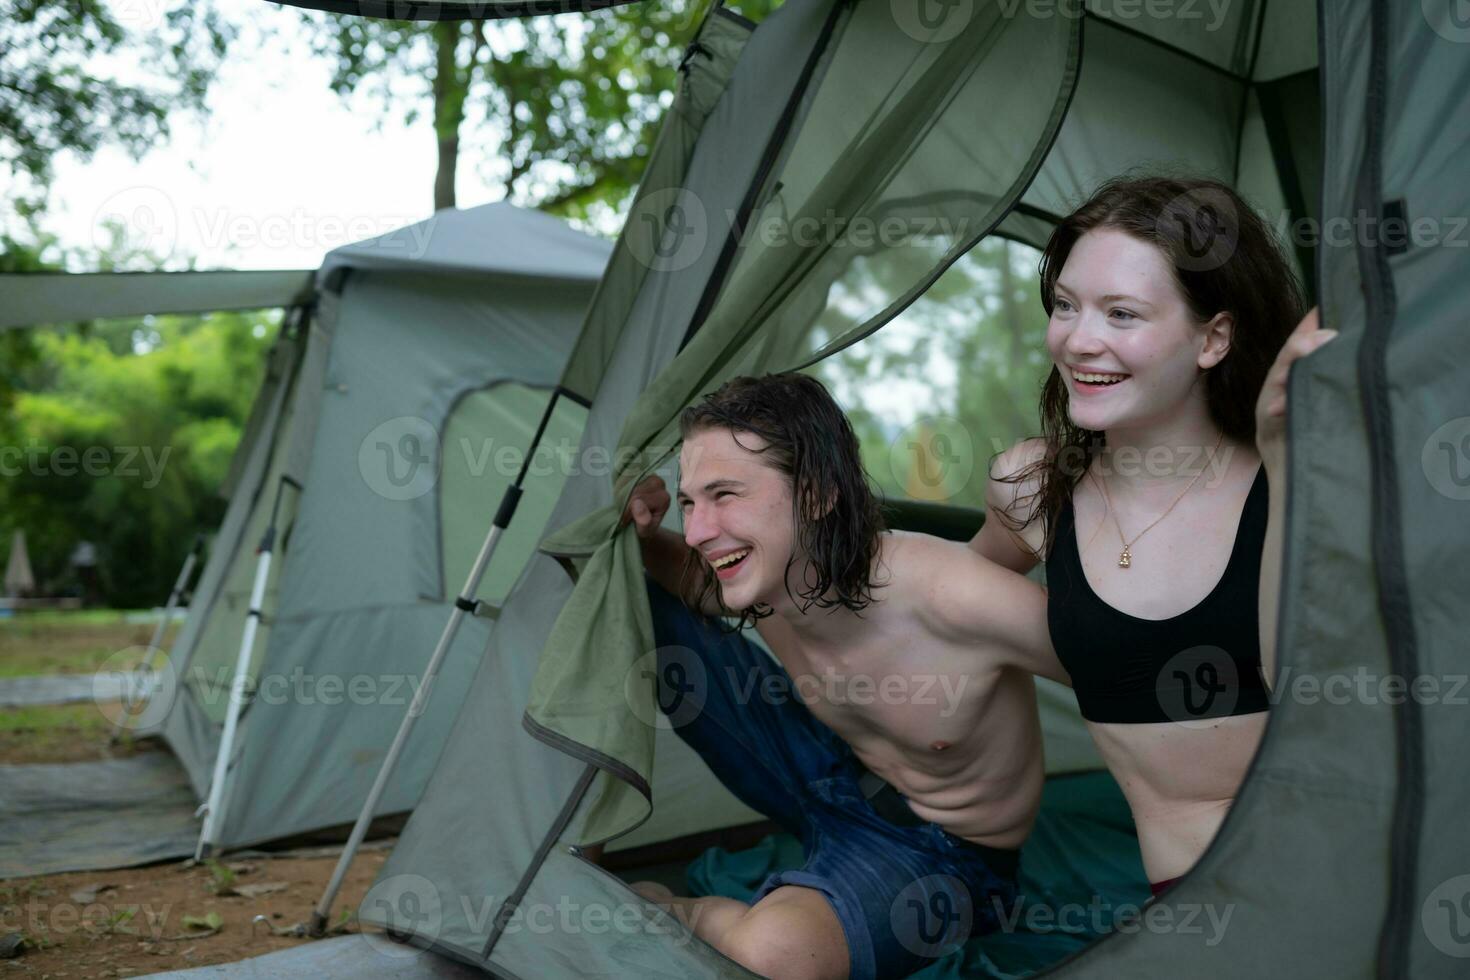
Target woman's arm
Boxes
[1255,308,1337,689]
[967,438,1047,575]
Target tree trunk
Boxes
[431,21,465,212]
[995,238,1032,435]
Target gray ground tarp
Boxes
[138,935,482,979]
[0,754,198,879]
[0,673,127,707]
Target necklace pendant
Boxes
[1118,546,1131,569]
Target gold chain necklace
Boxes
[1091,431,1225,569]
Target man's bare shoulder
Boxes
[881,531,1040,619]
[878,531,1064,683]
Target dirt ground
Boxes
[1,614,407,977]
[0,845,396,977]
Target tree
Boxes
[0,0,234,202]
[0,309,280,607]
[807,237,1052,512]
[298,0,780,217]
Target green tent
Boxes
[300,0,1466,977]
[118,202,614,855]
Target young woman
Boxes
[971,175,1334,896]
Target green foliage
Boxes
[0,310,280,607]
[204,859,237,894]
[808,238,1052,511]
[297,0,782,216]
[0,0,234,194]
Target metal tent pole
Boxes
[112,534,205,740]
[307,388,570,937]
[195,476,298,860]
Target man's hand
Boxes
[621,475,671,539]
[1256,308,1336,474]
[620,474,709,609]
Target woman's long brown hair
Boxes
[997,174,1307,556]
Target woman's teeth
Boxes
[1072,371,1128,385]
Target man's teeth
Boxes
[712,549,750,569]
[1073,371,1128,384]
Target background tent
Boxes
[139,202,614,855]
[345,0,1469,979]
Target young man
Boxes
[619,373,1067,980]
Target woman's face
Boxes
[1044,228,1230,436]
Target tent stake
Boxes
[112,534,204,741]
[195,476,297,860]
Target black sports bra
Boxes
[1046,466,1273,724]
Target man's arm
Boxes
[1255,308,1336,690]
[913,535,1070,685]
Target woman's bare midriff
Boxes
[1087,710,1268,882]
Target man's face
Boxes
[677,426,797,612]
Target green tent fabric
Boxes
[527,0,1080,847]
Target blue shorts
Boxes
[646,581,1020,980]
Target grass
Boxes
[0,702,144,763]
[0,611,177,762]
[3,608,152,625]
[0,615,178,678]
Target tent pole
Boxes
[112,534,205,740]
[195,476,297,860]
[481,763,598,961]
[307,388,568,935]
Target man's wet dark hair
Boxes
[678,372,886,627]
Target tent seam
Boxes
[1353,1,1421,976]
